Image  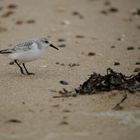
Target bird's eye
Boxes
[45,40,48,43]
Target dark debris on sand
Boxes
[58,44,66,48]
[16,20,23,25]
[114,62,120,66]
[100,7,119,15]
[88,52,96,56]
[1,11,14,18]
[7,4,18,9]
[26,19,36,24]
[54,68,140,98]
[6,119,22,123]
[127,46,135,50]
[59,80,69,85]
[131,9,140,17]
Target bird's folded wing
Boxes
[0,41,37,54]
[13,41,36,52]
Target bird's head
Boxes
[39,37,59,50]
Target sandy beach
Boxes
[0,0,140,140]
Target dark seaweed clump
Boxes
[54,68,140,98]
[77,68,140,94]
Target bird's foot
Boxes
[27,72,35,75]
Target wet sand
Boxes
[0,0,140,140]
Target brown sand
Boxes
[0,0,140,139]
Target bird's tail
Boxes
[0,49,12,54]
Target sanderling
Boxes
[0,37,59,75]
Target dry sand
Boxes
[0,0,140,140]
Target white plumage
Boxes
[0,37,58,75]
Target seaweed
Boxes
[54,68,140,98]
[77,68,140,94]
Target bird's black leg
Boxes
[22,63,35,75]
[14,60,25,75]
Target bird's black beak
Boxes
[49,44,59,50]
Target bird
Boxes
[0,37,59,75]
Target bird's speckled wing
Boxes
[0,40,38,54]
[13,40,35,52]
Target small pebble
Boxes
[72,11,84,19]
[127,46,135,50]
[60,121,69,125]
[58,44,66,48]
[6,119,22,123]
[26,19,35,24]
[109,7,118,13]
[60,80,69,85]
[22,101,25,104]
[56,62,59,65]
[136,62,140,65]
[111,45,116,48]
[68,63,80,67]
[1,11,14,18]
[72,11,79,15]
[117,37,122,41]
[58,38,66,42]
[9,61,14,65]
[114,62,120,66]
[7,4,18,9]
[16,20,23,25]
[88,52,96,56]
[75,35,85,38]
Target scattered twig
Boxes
[112,94,127,110]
